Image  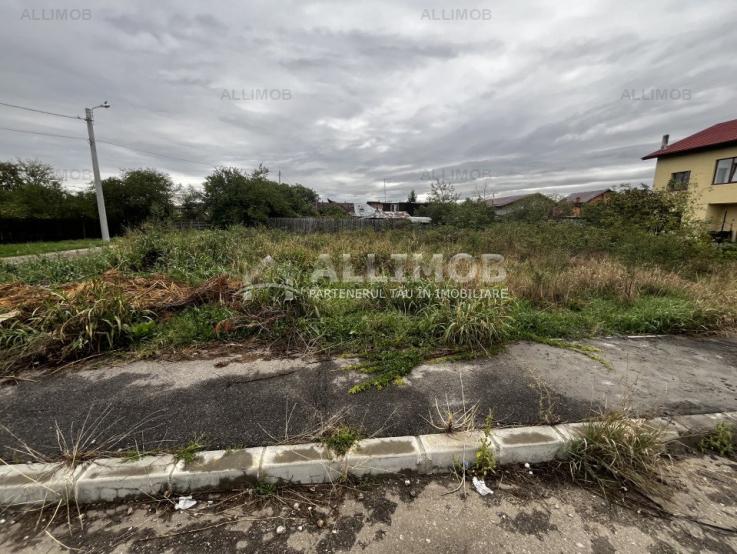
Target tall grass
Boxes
[1,223,735,387]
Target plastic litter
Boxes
[472,476,493,496]
[175,496,197,510]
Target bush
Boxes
[582,186,689,235]
[417,199,495,228]
[567,413,669,497]
[423,298,512,350]
[699,422,735,458]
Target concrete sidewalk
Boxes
[3,455,736,553]
[0,246,105,265]
[1,335,736,460]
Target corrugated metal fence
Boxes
[266,217,410,233]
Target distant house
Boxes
[315,199,354,216]
[485,193,553,216]
[367,201,425,216]
[563,188,612,217]
[643,118,737,241]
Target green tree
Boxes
[100,168,177,231]
[427,179,459,203]
[202,166,318,226]
[418,198,495,228]
[582,185,688,234]
[180,185,206,221]
[407,189,417,203]
[500,195,556,223]
[0,160,72,218]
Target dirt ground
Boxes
[2,455,736,553]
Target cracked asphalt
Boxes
[0,335,736,461]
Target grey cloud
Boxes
[0,0,735,202]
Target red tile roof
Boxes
[642,118,737,160]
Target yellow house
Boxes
[643,118,737,241]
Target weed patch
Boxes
[254,480,278,497]
[474,415,497,478]
[322,426,360,457]
[567,412,669,498]
[347,348,425,393]
[529,336,613,370]
[174,437,205,465]
[699,422,735,458]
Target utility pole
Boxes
[84,102,111,241]
[383,178,387,204]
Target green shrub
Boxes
[699,422,735,458]
[150,305,235,347]
[322,426,360,457]
[423,298,512,350]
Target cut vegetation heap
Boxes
[1,222,736,391]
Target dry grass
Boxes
[567,412,670,498]
[3,226,737,382]
[1,406,164,466]
[509,257,721,306]
[422,372,479,433]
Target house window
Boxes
[714,157,737,184]
[668,171,690,191]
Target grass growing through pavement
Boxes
[0,238,103,258]
[173,437,206,464]
[322,426,361,457]
[567,412,669,497]
[699,422,736,458]
[474,415,497,478]
[1,224,736,391]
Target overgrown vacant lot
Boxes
[1,223,736,391]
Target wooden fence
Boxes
[266,217,410,233]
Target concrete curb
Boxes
[1,411,735,507]
[1,246,105,265]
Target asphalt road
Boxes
[1,335,736,460]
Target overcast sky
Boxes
[1,0,736,202]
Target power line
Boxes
[0,100,215,168]
[0,126,87,141]
[0,101,81,120]
[0,125,214,169]
[96,139,214,169]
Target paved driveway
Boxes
[1,335,735,460]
